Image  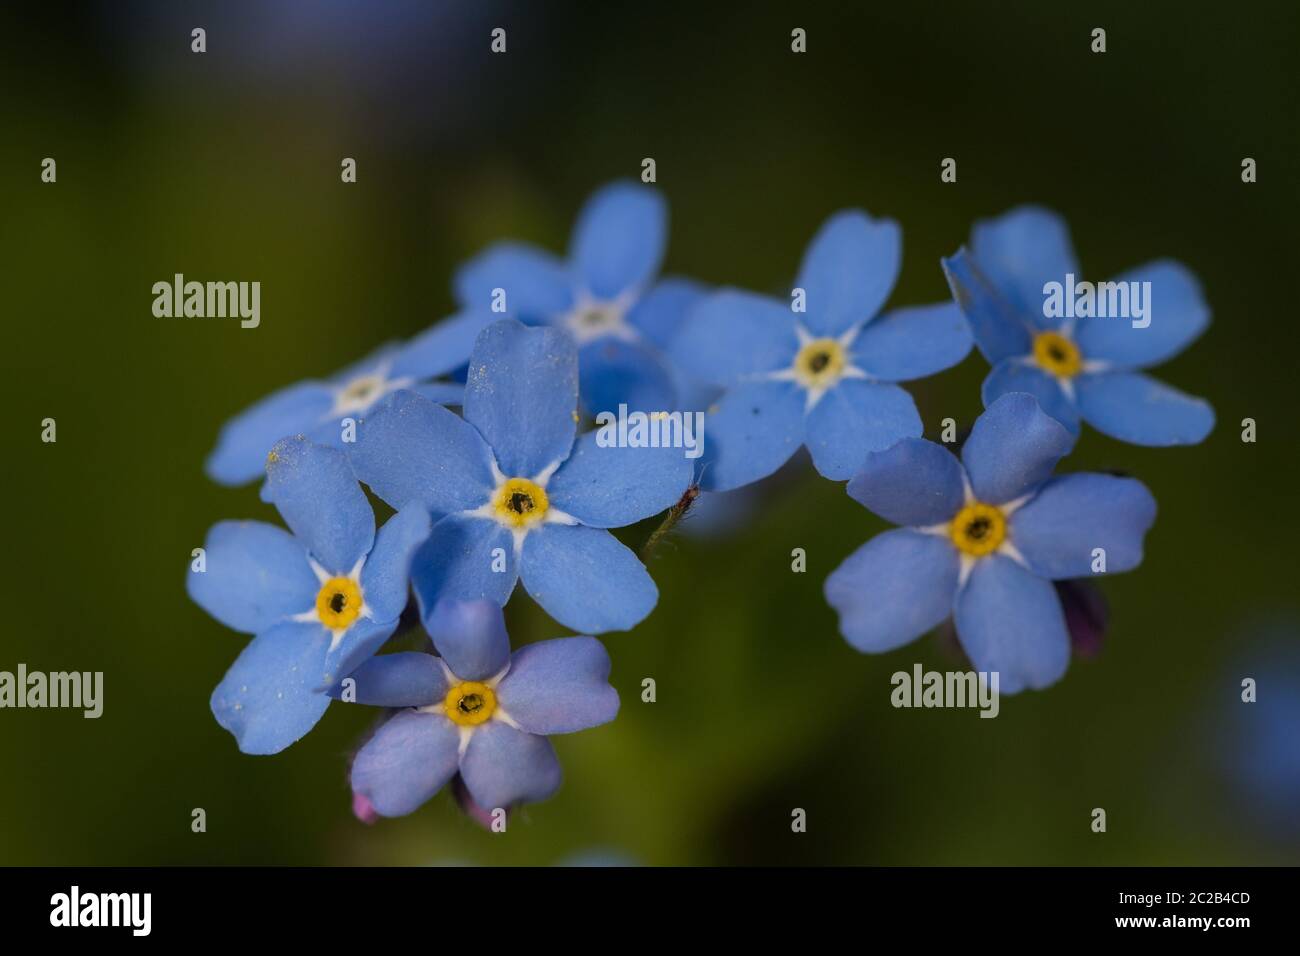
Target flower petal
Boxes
[942,249,1034,364]
[846,438,965,527]
[407,381,467,406]
[806,380,923,481]
[264,437,375,574]
[390,310,496,380]
[953,555,1070,694]
[579,339,677,415]
[425,598,511,682]
[205,381,336,486]
[697,380,806,492]
[496,637,619,735]
[454,241,574,319]
[349,389,496,513]
[350,711,461,817]
[358,504,431,623]
[464,320,578,477]
[851,301,973,381]
[570,181,667,300]
[825,529,960,653]
[209,620,332,754]
[626,277,709,351]
[520,524,657,633]
[970,205,1079,325]
[321,616,399,691]
[1075,371,1214,446]
[330,652,447,707]
[961,392,1073,504]
[981,359,1081,434]
[796,210,901,337]
[460,722,562,810]
[187,520,317,634]
[1010,474,1157,579]
[1073,260,1209,371]
[669,290,798,387]
[546,430,692,529]
[411,515,519,620]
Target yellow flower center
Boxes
[1032,331,1083,378]
[315,577,362,629]
[949,502,1007,557]
[444,681,497,727]
[492,477,549,528]
[341,374,384,404]
[794,338,846,387]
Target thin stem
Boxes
[640,485,700,562]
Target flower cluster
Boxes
[188,185,1212,822]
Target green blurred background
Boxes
[2,1,1297,865]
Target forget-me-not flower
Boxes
[349,319,693,634]
[343,599,618,815]
[454,180,706,414]
[942,205,1214,445]
[206,310,494,485]
[188,437,431,753]
[824,393,1157,693]
[670,209,973,490]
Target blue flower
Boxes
[670,209,973,490]
[188,437,431,753]
[942,205,1214,445]
[454,180,707,414]
[348,318,693,633]
[824,393,1157,693]
[206,310,494,485]
[342,599,618,816]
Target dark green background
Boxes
[2,1,1296,865]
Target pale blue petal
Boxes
[981,360,1081,434]
[570,181,667,300]
[546,430,692,528]
[851,301,973,381]
[970,205,1080,324]
[962,392,1073,504]
[407,381,466,406]
[425,598,511,681]
[464,320,578,477]
[209,620,332,755]
[496,636,619,735]
[954,555,1070,694]
[1073,260,1209,370]
[321,617,399,691]
[411,515,519,621]
[796,210,901,337]
[390,310,496,379]
[187,520,316,634]
[351,711,461,817]
[520,524,657,633]
[1010,474,1157,579]
[697,380,806,492]
[454,241,574,320]
[349,390,496,513]
[1075,371,1214,446]
[626,277,709,351]
[806,380,923,481]
[579,339,677,415]
[846,438,965,527]
[359,504,431,622]
[460,722,562,810]
[942,249,1034,364]
[669,290,798,387]
[264,437,375,574]
[330,652,446,707]
[205,381,335,486]
[825,529,960,652]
